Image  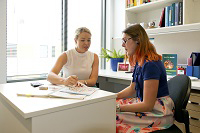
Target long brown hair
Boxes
[123,24,161,66]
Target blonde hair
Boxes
[123,24,161,67]
[74,27,91,39]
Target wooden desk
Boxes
[0,81,116,133]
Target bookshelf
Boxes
[125,0,200,36]
[111,0,200,66]
[147,23,200,36]
[125,0,181,13]
[111,0,200,65]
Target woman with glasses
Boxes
[116,24,174,133]
[47,27,99,87]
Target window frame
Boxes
[6,0,106,83]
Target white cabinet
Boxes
[125,0,200,36]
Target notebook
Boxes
[17,84,98,100]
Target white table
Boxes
[99,69,132,81]
[0,81,116,133]
[98,69,200,91]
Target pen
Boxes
[17,93,33,97]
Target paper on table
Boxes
[49,91,86,100]
[17,85,86,100]
[59,86,98,96]
[189,76,198,81]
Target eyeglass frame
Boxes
[122,37,132,44]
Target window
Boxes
[40,45,48,58]
[7,0,105,82]
[7,43,17,58]
[7,0,62,81]
[52,46,56,57]
[67,0,102,58]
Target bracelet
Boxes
[116,104,121,112]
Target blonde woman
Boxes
[47,27,99,87]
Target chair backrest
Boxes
[168,75,191,123]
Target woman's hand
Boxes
[62,75,78,86]
[116,103,121,112]
[116,93,119,99]
[75,81,85,87]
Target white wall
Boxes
[153,31,200,64]
[0,0,7,83]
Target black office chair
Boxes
[152,75,191,133]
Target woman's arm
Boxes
[120,79,159,112]
[79,53,99,86]
[116,82,136,99]
[47,53,78,86]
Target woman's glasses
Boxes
[122,38,132,44]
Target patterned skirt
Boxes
[116,96,175,133]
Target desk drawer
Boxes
[190,125,200,133]
[190,118,200,127]
[188,110,200,119]
[187,103,200,112]
[189,95,200,104]
[188,90,200,132]
[190,90,200,97]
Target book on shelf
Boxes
[164,2,183,27]
[130,0,134,7]
[126,0,128,8]
[159,7,165,27]
[17,84,98,100]
[162,54,177,76]
[165,6,170,27]
[168,6,172,26]
[134,0,137,6]
[137,0,143,5]
[126,0,134,8]
[175,2,179,26]
[171,3,175,26]
[178,2,183,25]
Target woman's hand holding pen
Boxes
[75,81,86,87]
[62,75,78,86]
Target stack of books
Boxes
[159,2,183,28]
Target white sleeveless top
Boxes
[63,49,94,80]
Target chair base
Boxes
[151,124,182,133]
